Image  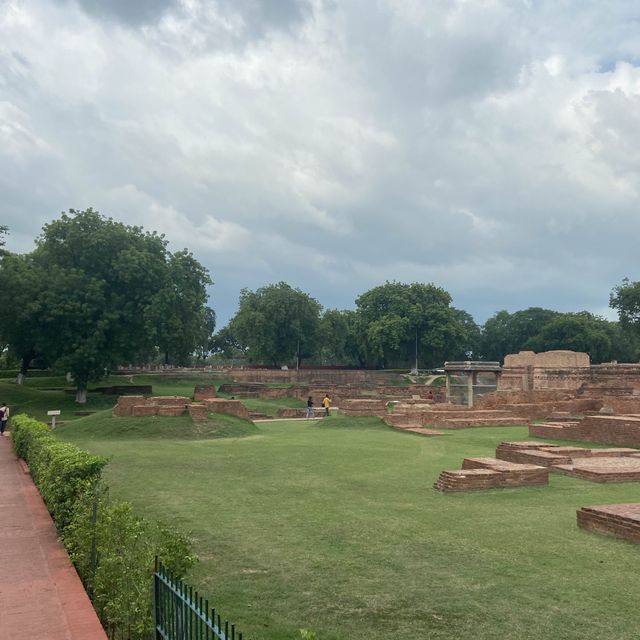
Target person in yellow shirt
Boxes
[322,394,331,417]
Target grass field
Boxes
[54,412,640,640]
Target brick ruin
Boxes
[434,440,640,492]
[577,504,640,544]
[112,394,250,422]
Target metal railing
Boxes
[153,559,245,640]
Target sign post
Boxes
[47,410,61,429]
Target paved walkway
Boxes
[0,433,107,640]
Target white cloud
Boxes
[1,0,640,325]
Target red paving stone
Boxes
[0,434,107,640]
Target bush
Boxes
[11,414,196,640]
[65,491,196,639]
[11,414,108,531]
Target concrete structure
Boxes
[444,361,501,407]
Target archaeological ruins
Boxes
[113,349,640,544]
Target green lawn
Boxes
[55,414,640,640]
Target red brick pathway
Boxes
[0,433,107,640]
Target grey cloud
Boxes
[57,0,178,26]
[3,0,640,327]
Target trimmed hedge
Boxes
[10,414,196,639]
[11,415,107,531]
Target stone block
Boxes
[188,404,209,421]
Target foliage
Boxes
[144,249,213,364]
[229,282,322,366]
[11,414,108,531]
[65,492,196,640]
[524,311,633,363]
[0,252,48,379]
[1,209,213,398]
[299,630,319,640]
[0,224,7,251]
[479,307,559,362]
[354,281,471,368]
[317,309,363,365]
[210,324,247,361]
[610,278,640,337]
[12,413,195,640]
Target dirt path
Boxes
[0,433,107,640]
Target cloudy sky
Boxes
[2,0,640,327]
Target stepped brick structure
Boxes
[434,457,548,492]
[436,437,640,492]
[112,392,251,422]
[113,396,190,417]
[529,415,640,446]
[577,504,640,544]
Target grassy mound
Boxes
[56,410,259,441]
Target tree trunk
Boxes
[164,351,170,365]
[16,351,33,385]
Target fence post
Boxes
[89,484,99,596]
[152,557,159,639]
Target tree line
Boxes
[2,210,640,401]
[215,282,640,369]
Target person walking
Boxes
[306,396,314,419]
[0,402,9,436]
[322,394,331,417]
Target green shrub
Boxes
[11,414,196,640]
[10,415,50,460]
[11,414,108,531]
[65,487,196,639]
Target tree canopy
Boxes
[479,307,559,362]
[354,282,474,368]
[0,209,214,400]
[228,282,322,367]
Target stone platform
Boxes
[577,504,640,543]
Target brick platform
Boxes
[529,415,640,446]
[564,457,640,483]
[434,458,548,492]
[577,503,640,543]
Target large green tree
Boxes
[479,307,559,362]
[31,209,213,401]
[354,281,470,368]
[229,282,322,367]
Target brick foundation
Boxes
[577,503,640,543]
[194,385,217,401]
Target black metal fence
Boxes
[153,559,246,640]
